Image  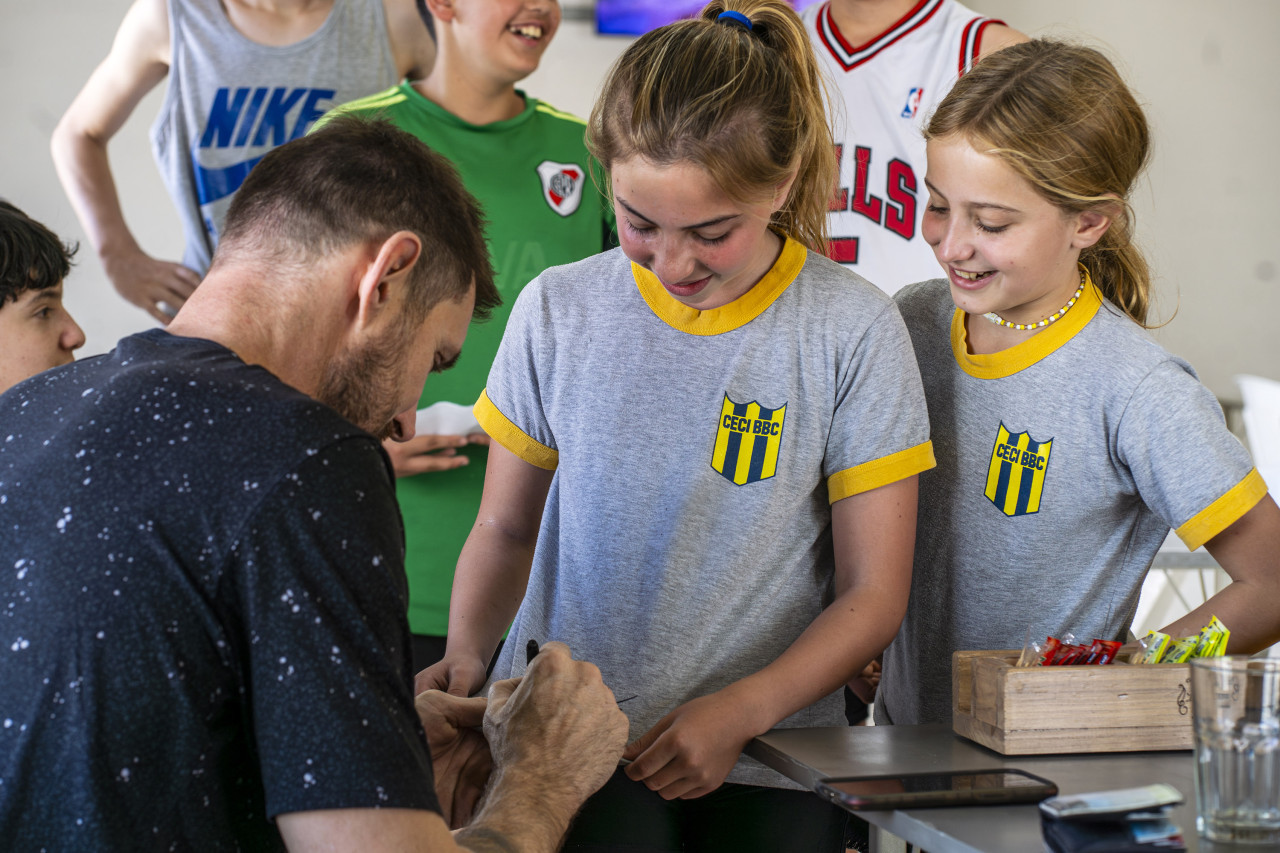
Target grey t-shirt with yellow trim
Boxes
[477,240,934,787]
[880,276,1264,727]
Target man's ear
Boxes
[355,231,422,331]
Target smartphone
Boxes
[816,769,1059,810]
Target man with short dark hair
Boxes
[0,201,87,394]
[0,116,628,852]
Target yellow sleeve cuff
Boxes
[473,390,559,471]
[1175,467,1267,551]
[828,441,936,504]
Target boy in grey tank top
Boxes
[52,0,434,324]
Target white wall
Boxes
[1,0,179,356]
[972,0,1280,404]
[3,0,1277,403]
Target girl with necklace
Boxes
[880,39,1280,727]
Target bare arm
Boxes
[416,443,554,696]
[735,476,917,720]
[976,23,1029,61]
[278,809,459,853]
[1160,493,1280,652]
[50,0,201,323]
[383,0,436,81]
[624,476,918,799]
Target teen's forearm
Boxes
[725,476,917,731]
[50,126,142,262]
[728,581,907,734]
[1161,580,1280,653]
[446,522,537,662]
[1164,493,1280,652]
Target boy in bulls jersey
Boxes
[323,0,615,677]
[802,0,1025,294]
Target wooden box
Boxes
[951,650,1193,755]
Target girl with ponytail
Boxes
[880,39,1280,728]
[422,1,935,847]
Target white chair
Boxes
[1236,374,1280,489]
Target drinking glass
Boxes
[1190,656,1280,844]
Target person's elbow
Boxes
[51,109,96,173]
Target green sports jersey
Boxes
[327,82,613,635]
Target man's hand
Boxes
[414,690,492,828]
[383,433,490,477]
[483,642,628,808]
[622,689,754,800]
[103,246,201,323]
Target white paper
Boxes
[415,401,483,436]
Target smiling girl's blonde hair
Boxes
[926,40,1153,325]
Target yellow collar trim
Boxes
[631,238,806,335]
[950,266,1103,379]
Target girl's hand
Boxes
[415,652,489,698]
[622,691,756,800]
[383,433,488,477]
[849,657,881,704]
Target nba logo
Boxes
[901,87,924,118]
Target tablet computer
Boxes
[817,769,1058,811]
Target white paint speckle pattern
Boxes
[0,331,439,848]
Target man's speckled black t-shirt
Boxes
[0,330,440,850]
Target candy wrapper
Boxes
[1016,631,1121,667]
[1135,630,1170,664]
[1132,616,1229,664]
[1016,632,1070,667]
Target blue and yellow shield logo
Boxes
[985,423,1053,517]
[710,394,787,486]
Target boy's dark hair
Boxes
[218,115,499,325]
[0,201,78,306]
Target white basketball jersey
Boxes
[803,0,1004,294]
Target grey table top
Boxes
[746,724,1258,853]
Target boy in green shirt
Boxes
[325,0,613,671]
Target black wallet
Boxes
[1039,784,1187,853]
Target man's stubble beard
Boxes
[313,320,415,440]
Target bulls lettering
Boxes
[828,145,918,259]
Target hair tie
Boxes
[717,10,753,32]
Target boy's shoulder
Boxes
[322,81,415,119]
[528,98,587,129]
[530,246,628,294]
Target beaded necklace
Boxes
[983,268,1086,331]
